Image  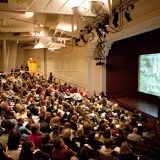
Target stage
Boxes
[115,97,159,119]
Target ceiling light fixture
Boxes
[39,27,49,36]
[72,7,86,16]
[39,24,44,27]
[75,0,136,43]
[125,9,132,22]
[24,12,34,18]
[90,1,104,15]
[34,42,44,49]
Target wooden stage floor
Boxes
[115,97,159,119]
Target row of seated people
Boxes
[0,71,159,160]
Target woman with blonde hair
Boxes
[118,142,137,160]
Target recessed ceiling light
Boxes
[24,12,34,18]
[39,24,44,27]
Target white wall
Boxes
[92,60,102,94]
[7,42,18,72]
[21,43,104,94]
[17,45,24,67]
[47,45,88,90]
[0,41,18,73]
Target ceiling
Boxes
[0,0,160,48]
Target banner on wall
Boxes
[28,58,36,74]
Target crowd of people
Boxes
[0,70,159,160]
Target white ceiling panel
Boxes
[0,0,159,46]
[28,0,98,16]
[43,0,70,14]
[58,0,86,15]
[27,0,51,12]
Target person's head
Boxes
[39,113,45,121]
[88,131,95,139]
[41,133,50,145]
[16,104,24,113]
[62,128,71,139]
[78,145,93,160]
[83,121,90,129]
[7,130,21,150]
[103,129,111,138]
[27,111,33,118]
[17,118,24,125]
[63,122,71,129]
[50,116,60,127]
[19,141,35,160]
[104,140,112,149]
[133,127,138,134]
[1,119,15,133]
[99,124,106,132]
[120,142,132,155]
[45,112,51,119]
[76,127,84,137]
[31,124,39,134]
[51,124,60,134]
[71,115,77,122]
[54,138,65,149]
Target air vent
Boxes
[0,0,8,3]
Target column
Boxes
[101,42,113,94]
[86,43,96,94]
[44,48,48,79]
[8,42,18,71]
[86,41,112,95]
[2,40,7,73]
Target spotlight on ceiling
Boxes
[75,38,80,46]
[90,1,104,15]
[73,0,137,63]
[80,35,87,43]
[75,0,137,47]
[125,10,132,22]
[72,6,86,16]
[103,16,109,26]
[113,11,119,28]
[97,23,108,33]
[96,28,102,37]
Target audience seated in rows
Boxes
[0,70,159,160]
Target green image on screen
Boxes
[138,53,160,97]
